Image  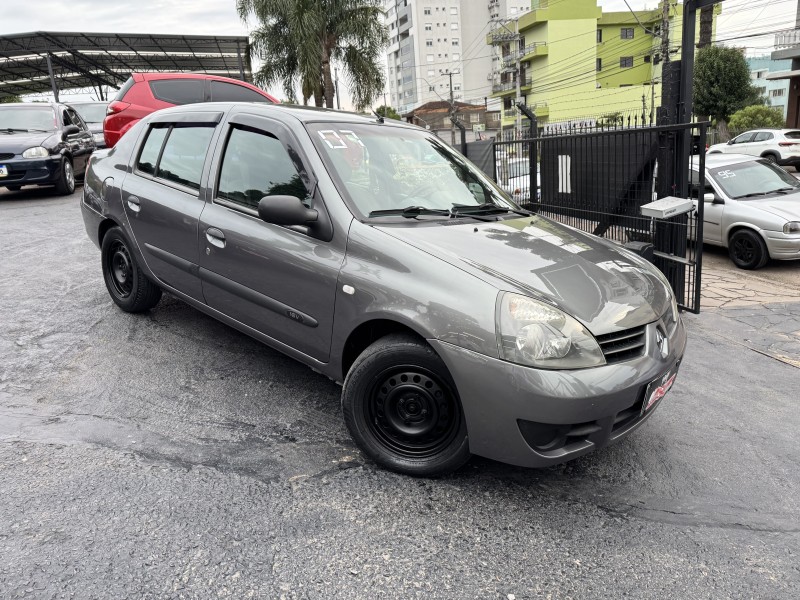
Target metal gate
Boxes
[491,120,707,313]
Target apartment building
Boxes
[748,56,791,119]
[384,0,532,116]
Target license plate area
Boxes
[642,361,680,415]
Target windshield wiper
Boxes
[767,187,798,194]
[0,127,29,133]
[737,187,798,199]
[26,128,50,133]
[452,203,533,217]
[369,206,452,218]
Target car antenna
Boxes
[372,109,384,124]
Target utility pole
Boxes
[698,4,713,48]
[448,70,455,146]
[334,67,341,110]
[515,18,522,136]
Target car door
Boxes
[198,113,343,362]
[121,111,222,301]
[693,168,724,244]
[62,106,93,174]
[751,131,774,157]
[726,132,757,156]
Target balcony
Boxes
[775,29,800,49]
[520,42,548,61]
[489,28,520,45]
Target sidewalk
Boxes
[691,263,800,368]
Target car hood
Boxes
[376,216,671,334]
[747,195,800,221]
[0,131,58,153]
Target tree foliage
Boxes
[693,46,763,124]
[236,0,387,111]
[375,105,401,120]
[728,105,785,130]
[0,95,22,103]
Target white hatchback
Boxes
[707,129,800,168]
[692,154,800,269]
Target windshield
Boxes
[307,122,517,218]
[708,159,800,199]
[71,103,107,123]
[0,106,57,131]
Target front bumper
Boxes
[764,230,800,260]
[430,317,687,468]
[0,156,62,187]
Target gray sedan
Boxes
[693,153,800,269]
[81,103,685,476]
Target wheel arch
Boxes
[726,223,767,246]
[98,217,123,246]
[760,150,780,161]
[340,318,431,382]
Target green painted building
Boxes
[488,0,719,130]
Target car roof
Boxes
[151,101,421,129]
[693,153,763,169]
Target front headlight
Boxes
[497,293,606,369]
[93,132,104,143]
[784,221,800,234]
[22,146,49,159]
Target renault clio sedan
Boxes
[81,104,685,476]
[692,153,800,269]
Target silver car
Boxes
[692,154,800,269]
[81,103,685,476]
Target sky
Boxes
[1,0,796,107]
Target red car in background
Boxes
[103,73,277,148]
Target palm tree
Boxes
[237,0,388,110]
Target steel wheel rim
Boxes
[367,366,459,458]
[65,161,74,190]
[732,237,756,264]
[107,240,133,298]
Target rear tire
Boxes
[729,229,769,270]
[342,334,470,477]
[54,158,75,195]
[762,153,778,164]
[101,227,162,312]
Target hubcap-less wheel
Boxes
[369,367,459,459]
[729,229,768,270]
[107,240,133,298]
[732,237,756,265]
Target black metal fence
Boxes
[489,120,707,314]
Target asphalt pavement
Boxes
[1,187,799,599]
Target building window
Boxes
[427,54,434,62]
[597,29,602,43]
[427,69,435,76]
[771,88,786,97]
[452,53,460,60]
[596,58,602,71]
[644,55,651,63]
[450,23,458,30]
[470,113,479,123]
[426,39,433,47]
[620,56,634,68]
[450,7,458,14]
[452,39,459,46]
[425,23,432,31]
[424,7,431,15]
[621,28,634,39]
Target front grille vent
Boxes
[0,153,14,160]
[596,325,647,364]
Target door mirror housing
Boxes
[704,192,724,205]
[63,125,81,138]
[258,195,318,226]
[726,139,734,145]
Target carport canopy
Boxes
[0,31,253,100]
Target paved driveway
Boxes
[1,187,799,599]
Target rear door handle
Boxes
[206,227,226,248]
[127,196,141,213]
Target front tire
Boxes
[729,229,769,270]
[342,334,470,477]
[101,227,162,312]
[54,158,75,195]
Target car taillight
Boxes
[779,142,799,147]
[107,101,130,115]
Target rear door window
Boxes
[149,79,204,105]
[210,81,271,103]
[216,126,310,211]
[753,132,774,142]
[135,124,215,190]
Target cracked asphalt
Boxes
[1,187,799,599]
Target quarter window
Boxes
[217,127,310,212]
[137,126,169,175]
[149,79,204,105]
[209,81,271,103]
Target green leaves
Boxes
[237,0,387,110]
[729,105,786,130]
[693,46,763,123]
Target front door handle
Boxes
[127,196,141,213]
[206,227,226,248]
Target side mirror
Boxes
[726,140,734,145]
[704,192,724,205]
[63,125,80,138]
[257,195,318,226]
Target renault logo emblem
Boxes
[656,328,669,359]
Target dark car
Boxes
[69,101,109,148]
[103,73,278,148]
[81,103,685,477]
[1,102,95,195]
